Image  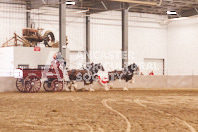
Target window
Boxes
[38,65,50,69]
[143,58,164,75]
[18,65,29,69]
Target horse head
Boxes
[128,63,138,73]
[92,63,105,74]
[85,63,92,70]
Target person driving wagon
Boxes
[50,52,66,69]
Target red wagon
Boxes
[15,68,64,93]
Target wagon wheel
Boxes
[43,81,53,92]
[51,79,63,92]
[16,78,26,92]
[43,31,55,47]
[24,75,41,93]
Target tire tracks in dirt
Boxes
[102,99,134,132]
[85,124,94,132]
[133,98,197,132]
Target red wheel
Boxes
[16,78,26,92]
[24,75,41,93]
[51,79,63,92]
[43,81,53,92]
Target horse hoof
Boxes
[71,89,75,92]
[73,84,78,89]
[105,87,109,91]
[132,78,135,84]
[71,87,76,92]
[109,84,113,89]
[65,88,70,92]
[89,89,95,92]
[123,87,128,91]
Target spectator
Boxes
[149,71,154,75]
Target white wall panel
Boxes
[167,18,198,75]
[128,12,167,75]
[0,4,26,46]
[91,11,167,72]
[69,51,86,69]
[14,47,59,69]
[0,47,14,76]
[90,11,122,71]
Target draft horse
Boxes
[67,63,104,91]
[108,63,138,91]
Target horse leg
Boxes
[65,81,71,92]
[68,81,72,91]
[109,81,113,89]
[129,76,135,84]
[104,83,109,91]
[131,77,135,84]
[123,80,129,91]
[84,81,88,91]
[89,81,95,92]
[73,81,77,91]
[71,81,76,92]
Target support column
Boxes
[122,3,129,68]
[86,13,90,63]
[59,0,66,57]
[26,1,31,28]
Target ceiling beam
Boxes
[180,8,198,17]
[106,0,162,6]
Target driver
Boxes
[56,51,66,68]
[50,53,60,69]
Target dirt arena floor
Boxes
[1,89,198,132]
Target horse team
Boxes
[67,63,138,91]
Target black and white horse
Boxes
[107,63,138,91]
[67,63,104,91]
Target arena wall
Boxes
[0,77,16,92]
[1,76,198,92]
[0,47,14,77]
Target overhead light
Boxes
[166,11,177,15]
[75,10,89,13]
[66,1,75,5]
[171,17,188,21]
